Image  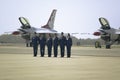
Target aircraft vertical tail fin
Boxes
[42,9,57,29]
[99,17,111,30]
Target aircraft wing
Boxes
[36,28,57,33]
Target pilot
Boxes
[39,34,46,57]
[53,33,59,57]
[32,32,39,57]
[46,34,53,57]
[59,32,66,57]
[66,33,72,58]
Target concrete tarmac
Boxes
[0,46,120,80]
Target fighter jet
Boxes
[93,17,120,49]
[12,9,57,47]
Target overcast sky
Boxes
[0,0,120,39]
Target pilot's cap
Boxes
[68,33,70,36]
[61,32,64,35]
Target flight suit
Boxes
[53,36,59,57]
[59,36,66,57]
[66,37,72,58]
[32,36,39,57]
[46,37,53,57]
[39,36,46,57]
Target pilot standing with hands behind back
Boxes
[66,33,72,58]
[39,34,46,57]
[53,33,59,57]
[32,32,39,57]
[46,34,53,57]
[59,32,66,57]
